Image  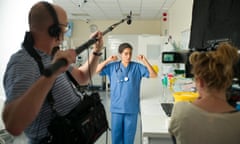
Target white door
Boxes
[138,35,168,98]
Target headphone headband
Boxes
[41,1,61,38]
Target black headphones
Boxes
[41,1,61,39]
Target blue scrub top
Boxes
[100,61,149,114]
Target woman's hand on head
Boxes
[137,54,145,61]
[107,55,118,62]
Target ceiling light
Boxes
[71,13,90,16]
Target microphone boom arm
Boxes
[44,14,131,77]
[75,18,126,54]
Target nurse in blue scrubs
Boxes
[96,42,158,144]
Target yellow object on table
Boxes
[152,65,159,73]
[173,92,199,102]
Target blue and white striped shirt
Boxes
[3,47,80,141]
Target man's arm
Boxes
[71,31,104,85]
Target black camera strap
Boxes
[65,71,82,91]
[23,32,58,141]
[23,32,56,109]
[23,38,55,110]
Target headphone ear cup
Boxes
[48,24,61,38]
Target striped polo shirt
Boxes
[3,47,80,141]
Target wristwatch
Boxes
[93,51,102,56]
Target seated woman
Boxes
[168,42,240,144]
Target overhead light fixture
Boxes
[71,13,90,16]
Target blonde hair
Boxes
[189,42,239,90]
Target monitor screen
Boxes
[163,54,174,62]
[162,51,187,63]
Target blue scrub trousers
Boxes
[111,113,138,144]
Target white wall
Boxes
[0,1,53,97]
[68,20,162,49]
[168,0,193,46]
[0,1,51,99]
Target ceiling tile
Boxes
[53,0,176,20]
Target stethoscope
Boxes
[116,61,130,83]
